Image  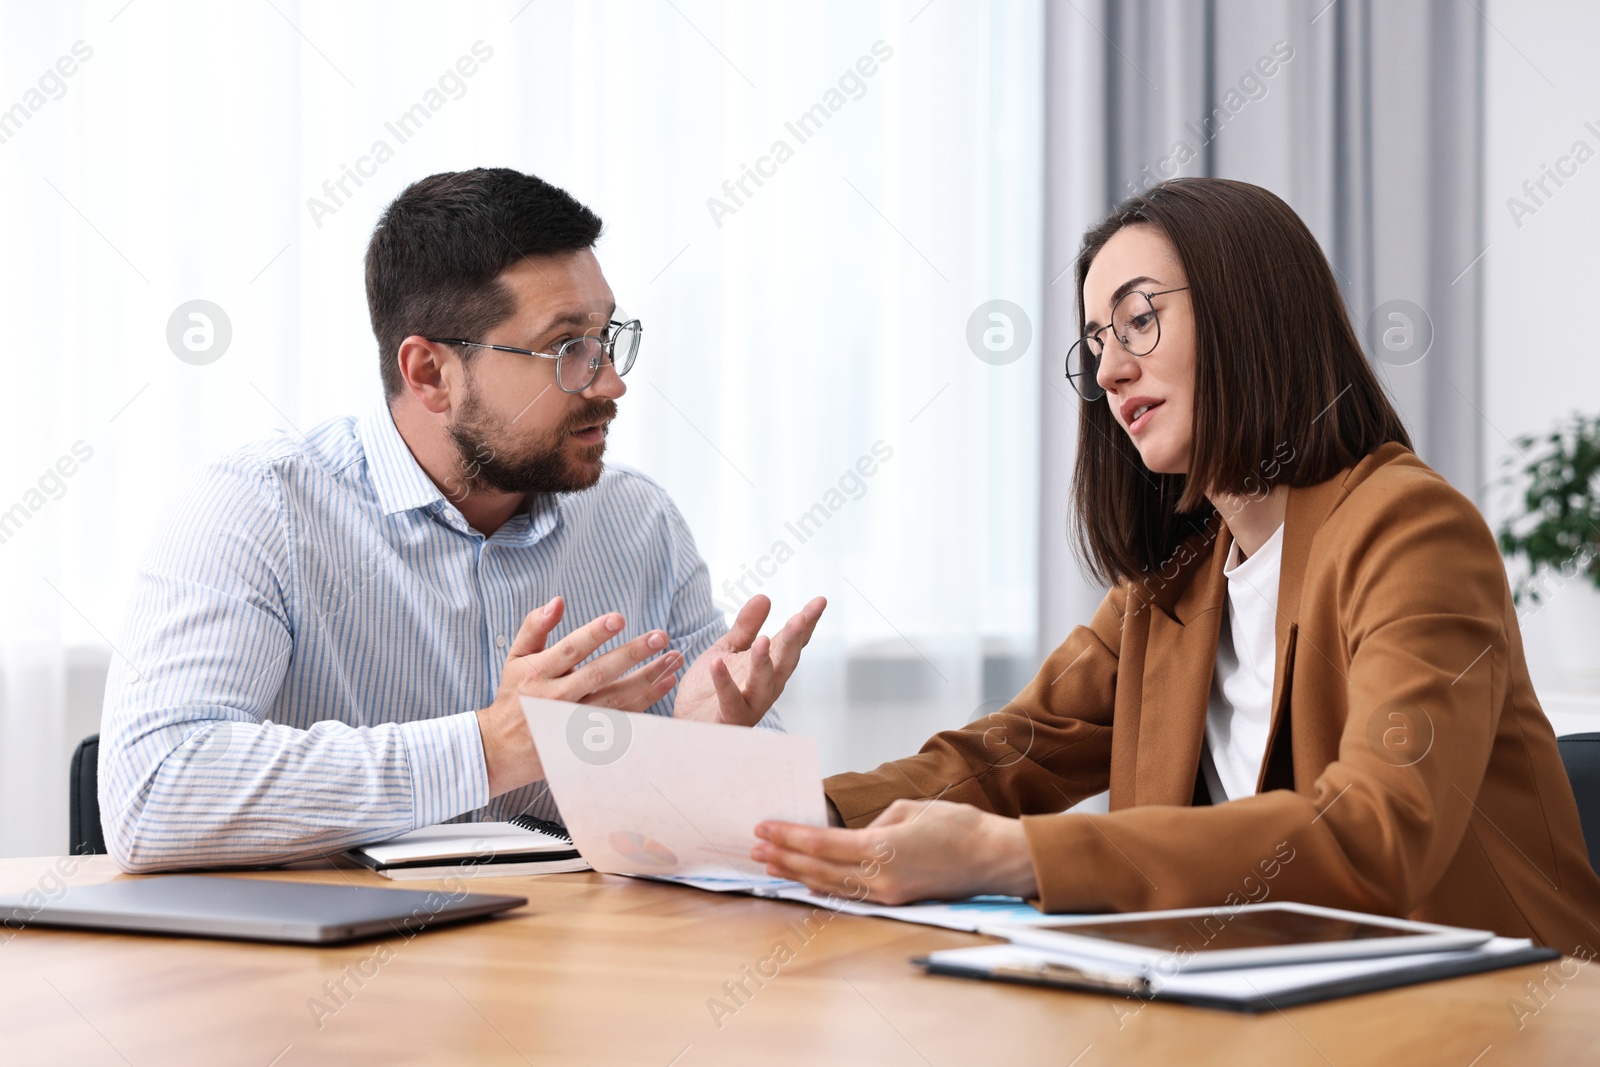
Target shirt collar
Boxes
[1224,519,1285,576]
[356,401,566,545]
[358,402,448,517]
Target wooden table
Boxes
[2,856,1597,1066]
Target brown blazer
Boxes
[824,443,1600,956]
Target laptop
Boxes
[0,875,527,945]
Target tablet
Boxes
[0,875,527,945]
[980,902,1494,972]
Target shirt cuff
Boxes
[397,711,491,829]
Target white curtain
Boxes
[0,0,1044,856]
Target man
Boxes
[100,168,824,872]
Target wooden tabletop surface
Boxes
[1,856,1596,1066]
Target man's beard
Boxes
[447,380,616,497]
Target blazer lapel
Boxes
[1252,452,1396,792]
[1134,526,1229,806]
[1252,489,1314,793]
[1131,443,1411,804]
[1270,481,1323,684]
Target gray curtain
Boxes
[1039,0,1484,654]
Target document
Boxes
[638,874,1067,931]
[754,886,1069,932]
[520,697,829,882]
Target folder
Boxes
[914,937,1560,1012]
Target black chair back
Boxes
[1557,732,1600,876]
[70,733,106,855]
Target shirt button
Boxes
[495,634,508,649]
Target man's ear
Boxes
[396,336,456,415]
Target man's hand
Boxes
[672,595,826,726]
[477,596,683,796]
[751,799,1040,904]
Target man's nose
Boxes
[580,357,626,401]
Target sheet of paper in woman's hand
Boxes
[520,697,828,881]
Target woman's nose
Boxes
[1095,335,1139,395]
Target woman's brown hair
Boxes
[1070,177,1412,589]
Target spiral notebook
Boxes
[345,815,592,881]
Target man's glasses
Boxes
[428,318,642,394]
[1065,288,1188,401]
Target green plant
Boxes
[1495,411,1600,607]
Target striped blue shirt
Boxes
[99,403,761,872]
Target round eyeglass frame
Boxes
[1065,288,1188,402]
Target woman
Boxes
[751,177,1600,956]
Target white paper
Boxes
[521,697,828,883]
[626,875,1070,932]
[756,887,1072,932]
[638,873,801,894]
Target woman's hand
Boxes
[752,799,1040,904]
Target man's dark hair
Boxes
[365,168,603,399]
[1070,177,1412,588]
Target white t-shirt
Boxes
[1200,521,1285,804]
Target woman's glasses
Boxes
[1065,288,1188,401]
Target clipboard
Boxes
[913,938,1562,1012]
